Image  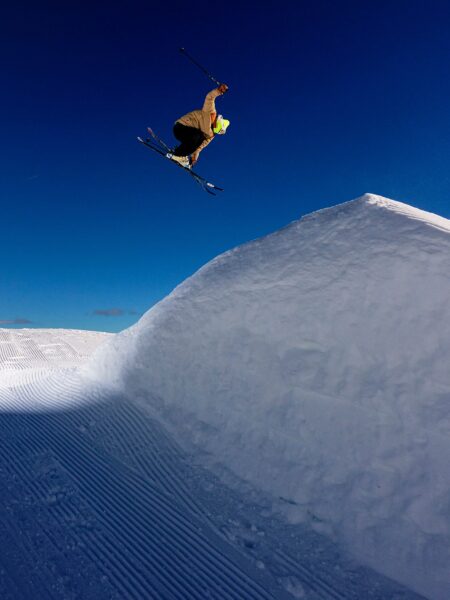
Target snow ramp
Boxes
[88,194,450,600]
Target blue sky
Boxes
[2,0,449,332]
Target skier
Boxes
[169,83,230,168]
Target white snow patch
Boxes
[279,576,305,598]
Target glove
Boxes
[218,83,229,94]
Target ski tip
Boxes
[206,182,224,192]
[137,136,143,141]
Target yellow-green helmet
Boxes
[213,114,230,135]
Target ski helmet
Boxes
[213,115,230,135]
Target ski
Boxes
[147,127,173,154]
[137,135,224,195]
[138,136,222,195]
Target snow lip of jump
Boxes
[167,191,450,300]
[146,191,450,316]
[309,192,450,232]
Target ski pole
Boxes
[179,47,222,86]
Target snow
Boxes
[1,329,295,599]
[0,328,111,389]
[1,194,449,599]
[86,193,450,600]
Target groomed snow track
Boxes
[0,331,280,598]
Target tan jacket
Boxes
[176,88,222,158]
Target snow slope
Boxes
[87,194,450,600]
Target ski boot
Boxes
[166,154,191,169]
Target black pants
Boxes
[173,122,206,156]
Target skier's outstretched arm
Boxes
[202,84,229,113]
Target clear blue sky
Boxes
[2,0,449,332]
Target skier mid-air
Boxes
[138,48,229,194]
[168,83,230,169]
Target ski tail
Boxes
[147,127,173,153]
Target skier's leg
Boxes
[173,123,205,156]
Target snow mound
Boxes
[87,194,450,600]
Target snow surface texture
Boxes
[0,328,111,389]
[0,331,283,599]
[88,194,450,600]
[1,328,418,599]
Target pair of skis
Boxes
[137,128,224,195]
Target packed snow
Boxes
[86,194,450,600]
[1,193,448,600]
